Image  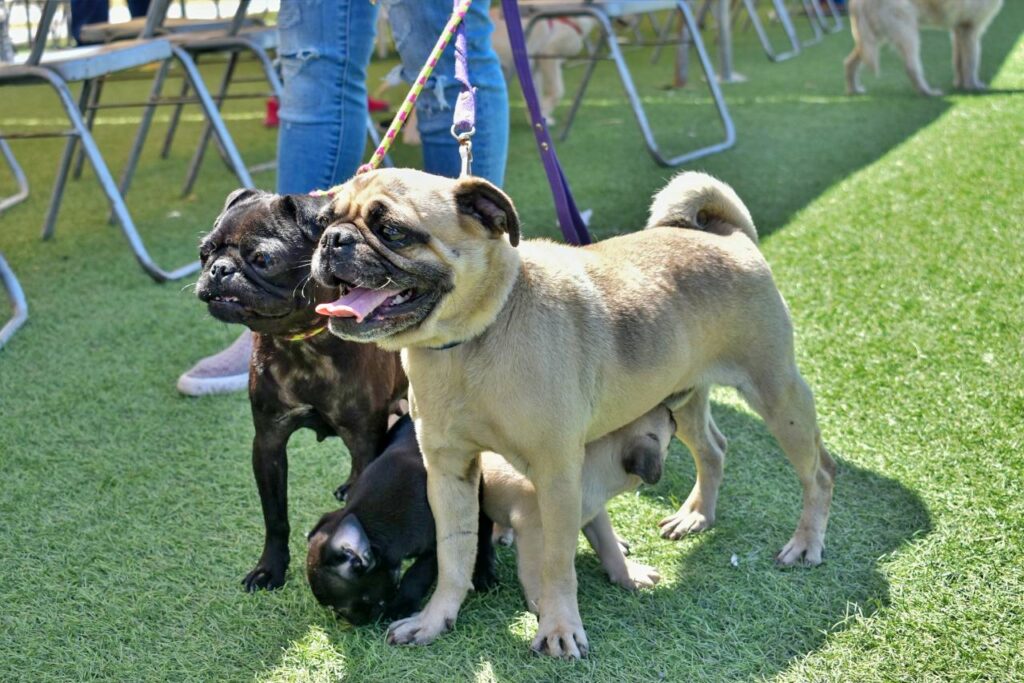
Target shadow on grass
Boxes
[255,402,929,682]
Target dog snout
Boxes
[320,225,357,252]
[209,257,237,283]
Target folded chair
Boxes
[520,1,735,167]
[0,0,250,281]
[0,141,29,349]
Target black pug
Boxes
[196,189,407,591]
[305,414,497,625]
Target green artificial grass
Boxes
[2,6,1023,681]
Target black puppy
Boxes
[306,415,496,625]
[196,189,407,591]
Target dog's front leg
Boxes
[386,552,438,620]
[583,508,660,591]
[531,454,588,659]
[387,449,481,646]
[244,421,291,591]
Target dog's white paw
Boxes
[386,608,455,646]
[492,525,515,547]
[609,560,661,591]
[776,531,824,567]
[531,613,589,660]
[658,504,714,540]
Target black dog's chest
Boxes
[258,344,365,439]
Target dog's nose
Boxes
[321,227,356,251]
[210,257,237,282]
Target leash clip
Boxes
[452,125,475,177]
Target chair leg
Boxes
[797,0,824,45]
[41,79,91,240]
[743,0,801,61]
[0,252,29,349]
[72,75,104,180]
[181,50,239,197]
[160,62,193,159]
[107,58,172,223]
[171,45,253,192]
[40,70,199,282]
[0,139,30,213]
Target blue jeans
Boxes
[276,0,508,194]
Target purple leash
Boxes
[500,0,592,245]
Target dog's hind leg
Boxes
[659,386,728,540]
[739,367,835,566]
[890,22,942,96]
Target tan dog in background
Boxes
[490,9,597,124]
[483,404,676,613]
[311,169,834,659]
[845,0,1003,96]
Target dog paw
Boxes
[658,506,714,540]
[386,609,455,646]
[333,482,350,502]
[609,560,661,591]
[775,532,824,567]
[531,614,589,660]
[242,561,287,592]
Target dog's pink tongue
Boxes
[315,287,400,323]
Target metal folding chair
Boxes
[0,252,27,349]
[0,0,247,281]
[0,139,29,212]
[521,1,734,167]
[0,139,29,350]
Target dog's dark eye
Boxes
[380,225,405,243]
[252,251,271,268]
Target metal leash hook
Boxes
[452,125,475,177]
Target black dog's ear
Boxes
[223,188,260,211]
[306,512,334,543]
[326,515,376,576]
[623,435,665,485]
[453,177,520,247]
[276,194,330,239]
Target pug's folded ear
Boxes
[623,436,665,485]
[223,187,261,211]
[453,177,521,247]
[277,194,332,240]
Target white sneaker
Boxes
[176,330,253,396]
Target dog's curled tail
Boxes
[645,171,758,243]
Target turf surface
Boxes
[1,5,1022,681]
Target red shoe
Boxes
[264,97,280,127]
[368,96,390,113]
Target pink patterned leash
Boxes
[357,0,475,176]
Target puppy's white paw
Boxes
[531,613,589,660]
[609,560,661,591]
[658,504,714,540]
[386,608,455,646]
[776,530,824,567]
[492,524,515,547]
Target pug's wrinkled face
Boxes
[310,169,520,348]
[306,511,398,626]
[196,189,334,335]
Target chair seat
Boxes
[79,17,265,44]
[169,26,278,53]
[13,39,173,82]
